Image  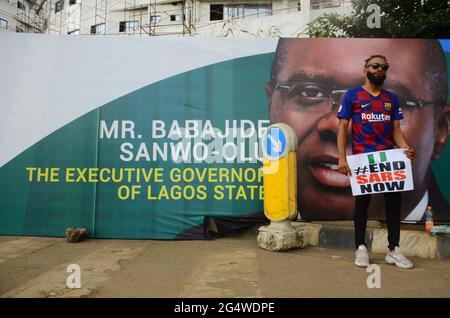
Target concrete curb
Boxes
[289,221,450,259]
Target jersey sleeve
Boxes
[391,93,404,121]
[337,90,352,119]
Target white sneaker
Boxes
[385,247,414,269]
[355,245,370,267]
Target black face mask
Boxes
[366,70,386,86]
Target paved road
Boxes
[1,229,449,298]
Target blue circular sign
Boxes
[264,127,287,159]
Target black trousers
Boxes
[354,192,401,250]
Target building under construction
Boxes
[0,0,350,36]
[0,0,47,33]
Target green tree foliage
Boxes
[307,0,450,38]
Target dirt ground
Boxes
[1,229,449,298]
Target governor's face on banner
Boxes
[267,38,449,220]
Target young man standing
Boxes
[337,55,416,269]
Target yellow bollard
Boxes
[262,123,298,222]
[257,123,307,251]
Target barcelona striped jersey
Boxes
[337,86,404,154]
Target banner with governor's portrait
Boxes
[0,35,449,239]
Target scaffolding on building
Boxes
[2,1,355,36]
[2,0,199,36]
[93,0,107,34]
[182,0,195,36]
[125,0,196,37]
[68,0,82,34]
[145,0,157,36]
[123,0,136,35]
[45,0,63,33]
[6,0,46,33]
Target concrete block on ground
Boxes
[291,222,322,247]
[257,222,308,252]
[319,224,372,250]
[315,220,381,228]
[251,220,448,259]
[436,236,450,259]
[372,229,437,259]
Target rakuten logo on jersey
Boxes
[361,112,391,122]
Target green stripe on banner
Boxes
[0,52,274,239]
[379,151,387,162]
[368,154,375,164]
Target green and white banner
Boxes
[1,35,449,239]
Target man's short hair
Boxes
[364,54,387,67]
[270,38,448,107]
